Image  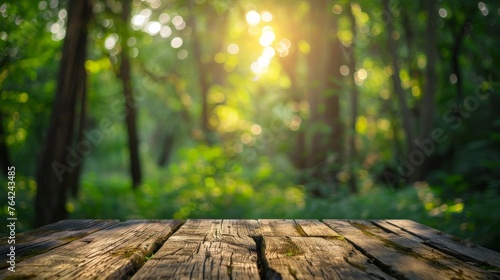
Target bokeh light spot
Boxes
[104,34,118,50]
[449,73,458,84]
[251,124,262,135]
[131,14,146,29]
[227,43,239,54]
[261,11,273,22]
[332,4,343,14]
[411,86,421,97]
[262,46,275,58]
[246,10,260,25]
[18,93,28,103]
[177,49,188,60]
[357,68,368,80]
[259,26,275,47]
[340,65,350,76]
[478,2,488,16]
[146,21,161,35]
[159,13,170,23]
[438,8,447,18]
[298,40,311,54]
[214,53,226,63]
[160,25,172,38]
[171,37,183,48]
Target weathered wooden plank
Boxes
[372,220,500,276]
[366,220,497,279]
[0,220,183,279]
[295,219,340,237]
[259,219,303,236]
[262,236,394,279]
[386,219,500,269]
[167,219,222,241]
[132,219,260,279]
[324,219,495,280]
[0,219,118,269]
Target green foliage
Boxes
[0,175,37,233]
[68,155,500,251]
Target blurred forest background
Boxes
[1,0,500,250]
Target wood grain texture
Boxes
[324,220,498,280]
[0,220,182,279]
[132,219,260,279]
[0,219,118,269]
[262,236,394,279]
[386,219,500,268]
[258,219,304,237]
[295,219,340,237]
[3,219,499,279]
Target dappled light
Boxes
[0,0,499,254]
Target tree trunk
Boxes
[66,76,87,197]
[158,130,175,167]
[277,5,306,171]
[35,0,91,227]
[383,0,414,154]
[0,112,12,172]
[188,1,210,136]
[119,0,142,188]
[324,8,344,193]
[347,3,359,194]
[451,14,472,100]
[187,0,229,143]
[306,0,344,196]
[413,0,437,182]
[307,0,328,172]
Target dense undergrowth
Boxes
[1,144,498,252]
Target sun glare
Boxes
[245,9,286,75]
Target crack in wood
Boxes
[251,236,267,280]
[114,220,186,279]
[251,235,288,280]
[292,221,307,237]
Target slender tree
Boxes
[413,0,437,181]
[383,0,439,183]
[188,0,210,137]
[450,4,473,100]
[35,0,92,226]
[66,71,88,197]
[383,0,414,155]
[0,112,12,172]
[187,0,229,142]
[118,0,142,188]
[276,3,306,171]
[306,0,344,195]
[346,2,359,194]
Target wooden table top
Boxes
[1,219,500,279]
